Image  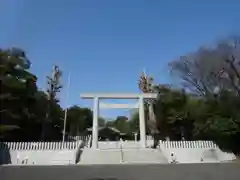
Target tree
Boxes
[28,90,64,141]
[0,47,38,140]
[66,106,93,136]
[154,85,194,140]
[138,71,160,147]
[0,48,65,141]
[46,65,62,102]
[217,37,240,95]
[98,117,105,127]
[168,36,240,154]
[128,111,140,134]
[169,36,240,96]
[41,65,63,140]
[105,120,115,127]
[114,116,129,133]
[192,90,240,154]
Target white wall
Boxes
[159,140,236,163]
[9,149,77,165]
[1,137,236,165]
[0,136,91,165]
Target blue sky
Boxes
[1,0,240,119]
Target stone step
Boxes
[77,148,168,165]
[77,149,122,164]
[122,149,168,164]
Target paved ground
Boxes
[1,163,239,180]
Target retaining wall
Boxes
[1,136,236,165]
[0,136,91,165]
[159,140,236,163]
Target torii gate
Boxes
[80,93,157,149]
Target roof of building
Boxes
[87,126,121,134]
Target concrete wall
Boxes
[159,140,236,163]
[0,136,91,165]
[1,136,236,165]
[9,150,77,165]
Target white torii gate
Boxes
[80,93,157,149]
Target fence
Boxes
[68,135,91,142]
[0,135,91,151]
[159,140,218,149]
[0,141,80,151]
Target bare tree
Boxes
[169,36,240,97]
[46,65,62,102]
[138,72,160,148]
[216,36,240,95]
[41,65,62,140]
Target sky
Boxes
[1,0,240,119]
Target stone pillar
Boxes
[139,96,146,148]
[92,97,99,149]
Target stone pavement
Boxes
[1,163,239,180]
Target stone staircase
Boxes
[77,148,168,165]
[122,148,168,164]
[77,149,122,164]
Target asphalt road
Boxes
[1,163,239,180]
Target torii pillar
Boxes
[92,97,99,149]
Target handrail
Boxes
[88,135,92,148]
[120,139,124,163]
